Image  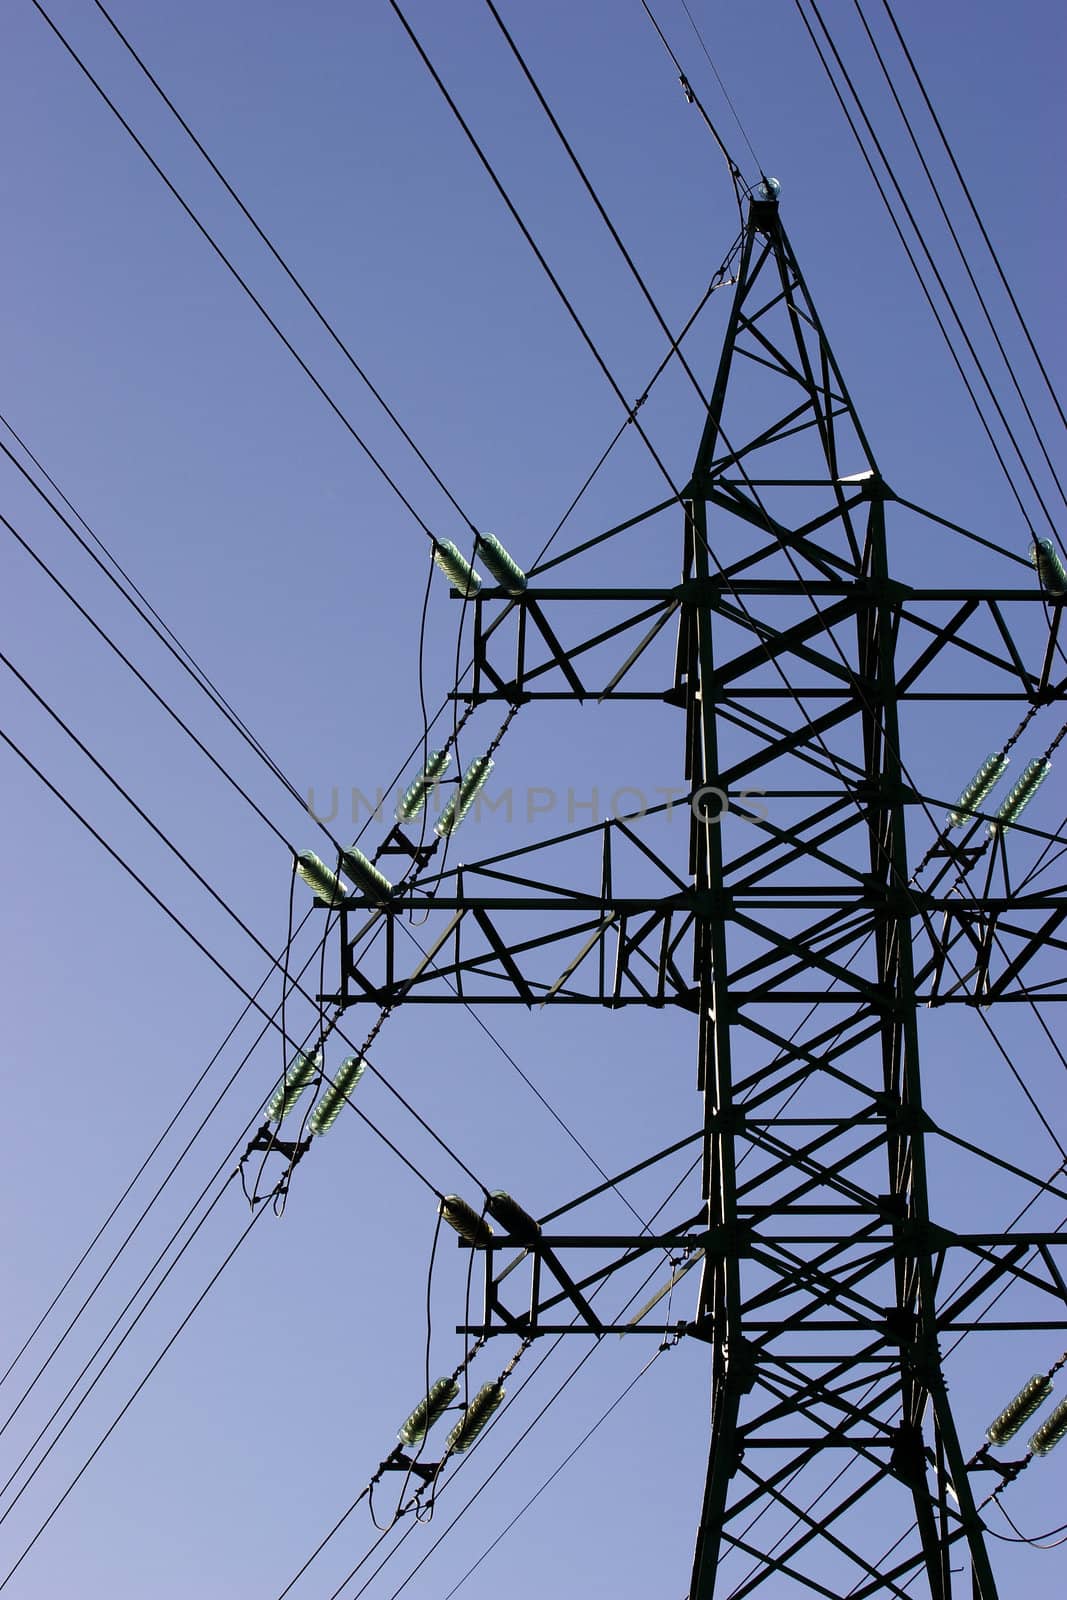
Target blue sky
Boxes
[0,2,1064,1595]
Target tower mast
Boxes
[328,186,1067,1595]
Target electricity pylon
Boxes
[325,187,1067,1595]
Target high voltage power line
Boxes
[792,0,1066,550]
[872,0,1067,442]
[0,0,761,1440]
[278,1167,702,1599]
[12,0,753,1259]
[648,0,1065,560]
[635,3,1067,1146]
[25,0,463,549]
[0,307,711,1338]
[4,1,1065,1595]
[378,0,1065,1155]
[840,0,1067,513]
[342,10,1067,1594]
[0,281,716,1593]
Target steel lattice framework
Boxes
[323,191,1067,1596]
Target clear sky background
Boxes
[0,2,1064,1596]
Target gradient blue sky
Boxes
[0,2,1064,1596]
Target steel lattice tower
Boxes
[326,189,1067,1596]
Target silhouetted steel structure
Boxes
[326,191,1067,1596]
